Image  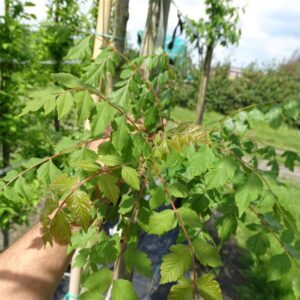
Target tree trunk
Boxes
[195,44,214,125]
[114,0,129,55]
[113,0,130,84]
[2,228,9,249]
[140,0,160,56]
[93,0,113,59]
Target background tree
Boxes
[0,0,38,248]
[185,0,241,124]
[45,0,85,131]
[140,0,171,56]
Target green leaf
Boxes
[69,148,98,168]
[246,232,270,256]
[98,174,120,205]
[110,84,131,108]
[65,36,91,60]
[112,279,137,300]
[74,90,94,123]
[52,73,85,89]
[217,215,237,241]
[73,160,99,171]
[67,191,90,231]
[205,157,237,189]
[177,207,201,228]
[168,278,193,300]
[80,291,104,300]
[125,245,152,277]
[56,91,74,119]
[50,211,71,244]
[292,273,300,299]
[149,186,167,210]
[112,117,129,152]
[198,274,223,300]
[74,248,89,267]
[268,253,291,281]
[121,166,140,190]
[193,238,222,268]
[118,195,134,215]
[147,209,175,236]
[160,244,192,284]
[266,107,283,129]
[281,150,299,171]
[91,102,115,136]
[184,145,215,179]
[169,182,189,198]
[37,160,62,184]
[97,154,122,166]
[235,172,263,217]
[83,268,112,293]
[90,236,120,265]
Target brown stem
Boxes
[159,176,197,299]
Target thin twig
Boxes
[159,176,197,300]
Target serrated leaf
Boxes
[235,172,263,217]
[83,268,112,293]
[69,148,98,168]
[50,211,71,244]
[177,207,201,228]
[247,232,270,256]
[44,97,57,114]
[198,274,223,300]
[97,154,122,166]
[74,90,94,123]
[74,248,89,267]
[73,160,99,171]
[121,166,140,190]
[160,244,192,284]
[169,182,189,198]
[281,150,299,172]
[65,36,91,60]
[268,253,291,281]
[118,195,134,215]
[91,102,115,136]
[52,73,85,89]
[55,137,78,153]
[112,279,137,300]
[147,209,175,236]
[67,191,90,231]
[184,145,216,180]
[193,238,222,268]
[125,245,152,277]
[90,236,120,265]
[56,91,74,119]
[217,215,237,241]
[168,278,193,300]
[149,186,167,210]
[205,157,237,189]
[112,117,129,152]
[98,174,120,205]
[292,273,300,299]
[37,160,62,184]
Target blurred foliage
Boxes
[174,57,300,128]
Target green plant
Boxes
[4,34,300,300]
[185,0,241,124]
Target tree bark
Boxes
[93,0,113,59]
[140,0,160,56]
[195,44,214,125]
[114,0,130,55]
[2,228,9,249]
